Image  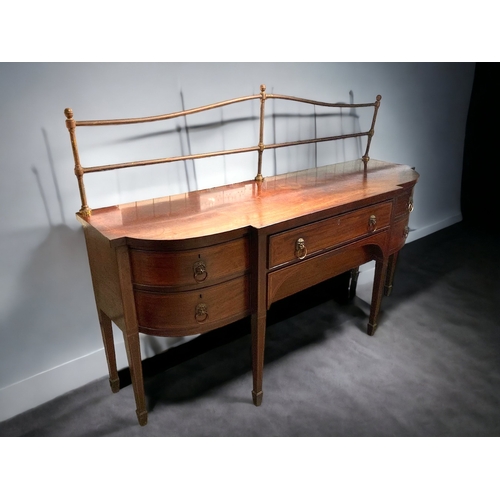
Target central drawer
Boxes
[267,231,388,308]
[268,201,392,268]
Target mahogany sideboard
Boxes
[64,86,419,425]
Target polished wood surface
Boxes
[78,159,416,243]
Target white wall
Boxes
[0,62,475,422]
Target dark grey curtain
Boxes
[461,62,500,226]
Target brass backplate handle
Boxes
[295,237,307,260]
[195,303,208,323]
[193,260,208,282]
[368,214,377,231]
[408,197,414,213]
[403,226,410,239]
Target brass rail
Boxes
[65,84,381,217]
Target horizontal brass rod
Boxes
[266,93,377,109]
[264,131,370,151]
[74,94,377,127]
[81,131,370,174]
[75,95,260,127]
[82,145,260,173]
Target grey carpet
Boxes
[1,221,499,436]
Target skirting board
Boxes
[0,347,119,424]
[0,213,462,424]
[0,335,195,424]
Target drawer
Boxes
[135,275,250,336]
[389,216,410,253]
[268,202,392,268]
[130,237,249,288]
[394,188,414,218]
[268,231,388,308]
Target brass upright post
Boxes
[255,84,266,182]
[65,108,91,218]
[362,95,382,170]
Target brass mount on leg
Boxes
[109,377,120,393]
[252,390,263,406]
[136,409,148,426]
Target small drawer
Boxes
[389,216,410,253]
[394,188,414,218]
[135,275,250,335]
[268,202,392,268]
[130,237,249,288]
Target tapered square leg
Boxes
[251,313,266,406]
[367,258,389,336]
[98,310,120,393]
[123,330,148,426]
[349,267,360,300]
[116,244,148,426]
[384,252,399,296]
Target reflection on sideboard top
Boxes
[79,159,418,244]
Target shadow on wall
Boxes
[0,224,99,389]
[0,124,105,389]
[0,124,97,390]
[0,224,196,393]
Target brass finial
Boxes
[77,206,92,219]
[260,84,266,93]
[65,108,75,130]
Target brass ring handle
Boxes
[295,237,307,260]
[193,260,208,283]
[195,303,208,323]
[368,214,377,232]
[408,197,414,213]
[403,226,410,239]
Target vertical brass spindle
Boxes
[65,108,91,217]
[255,84,266,182]
[362,94,382,170]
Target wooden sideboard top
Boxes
[78,159,418,244]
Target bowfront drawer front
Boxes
[394,188,414,219]
[390,187,414,251]
[268,201,392,268]
[130,237,249,289]
[135,275,250,336]
[389,216,410,253]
